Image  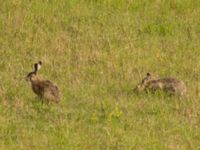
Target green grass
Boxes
[1,0,200,149]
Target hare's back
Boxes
[158,78,181,84]
[43,80,60,102]
[159,78,185,86]
[159,77,187,95]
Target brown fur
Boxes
[134,73,187,96]
[26,62,60,103]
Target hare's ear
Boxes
[38,61,42,65]
[37,61,42,71]
[34,61,42,73]
[144,72,152,81]
[34,63,38,72]
[146,73,151,77]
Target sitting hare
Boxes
[26,61,60,103]
[134,73,187,96]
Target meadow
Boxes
[0,0,200,149]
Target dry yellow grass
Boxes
[0,0,200,149]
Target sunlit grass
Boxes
[0,0,200,149]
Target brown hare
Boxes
[26,61,60,103]
[134,73,187,96]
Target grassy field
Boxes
[0,0,200,149]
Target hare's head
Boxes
[26,61,42,82]
[134,73,155,92]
